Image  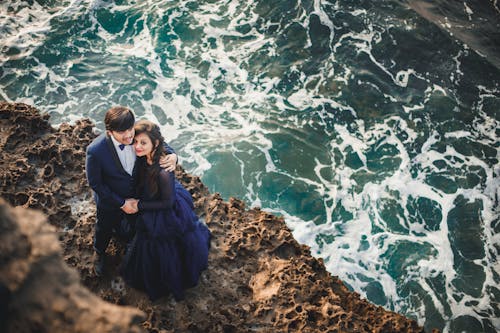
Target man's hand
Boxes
[129,199,138,212]
[159,153,177,172]
[121,199,138,214]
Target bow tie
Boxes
[119,144,126,150]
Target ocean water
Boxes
[1,1,499,332]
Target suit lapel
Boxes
[105,134,127,175]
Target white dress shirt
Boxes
[110,135,136,176]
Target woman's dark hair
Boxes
[134,119,166,197]
[105,106,135,131]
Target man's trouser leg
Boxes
[94,208,123,255]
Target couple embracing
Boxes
[85,106,210,301]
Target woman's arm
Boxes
[137,170,175,211]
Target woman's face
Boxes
[134,132,154,157]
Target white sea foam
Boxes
[463,2,474,20]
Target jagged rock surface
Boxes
[0,102,430,332]
[0,199,145,333]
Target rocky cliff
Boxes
[0,102,431,332]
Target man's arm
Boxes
[160,142,177,172]
[163,142,175,155]
[86,150,125,208]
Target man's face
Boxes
[109,127,135,145]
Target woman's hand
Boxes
[159,153,177,172]
[122,198,139,214]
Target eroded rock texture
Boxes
[0,102,431,332]
[0,102,94,229]
[0,199,145,333]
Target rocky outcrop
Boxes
[0,199,145,333]
[0,102,430,332]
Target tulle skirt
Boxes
[121,182,211,301]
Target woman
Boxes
[121,120,211,301]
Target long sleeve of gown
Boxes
[137,170,175,211]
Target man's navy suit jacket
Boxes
[85,133,175,210]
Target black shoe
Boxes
[94,254,106,277]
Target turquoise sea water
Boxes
[1,1,499,332]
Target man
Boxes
[86,106,177,276]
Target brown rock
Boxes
[0,102,434,332]
[0,199,145,333]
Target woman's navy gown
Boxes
[121,167,211,301]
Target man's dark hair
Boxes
[104,106,135,132]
